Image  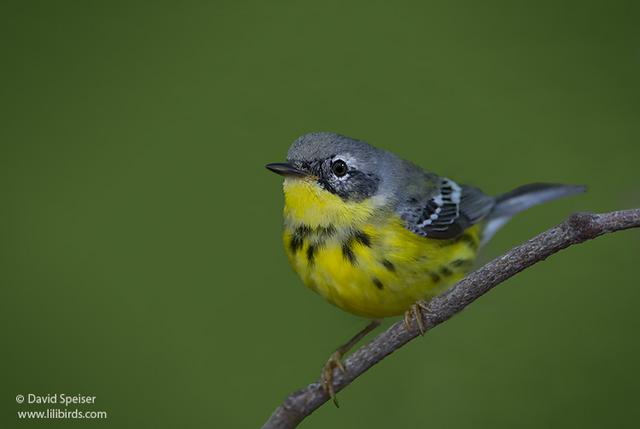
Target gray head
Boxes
[266,132,388,201]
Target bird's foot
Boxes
[403,301,429,335]
[321,350,346,407]
[318,319,381,407]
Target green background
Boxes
[2,1,639,428]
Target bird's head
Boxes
[266,132,395,227]
[266,132,385,203]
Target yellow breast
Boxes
[281,178,481,318]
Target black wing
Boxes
[401,177,495,239]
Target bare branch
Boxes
[262,209,640,429]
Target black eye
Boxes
[331,159,348,177]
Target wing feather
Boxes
[401,177,495,239]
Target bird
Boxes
[266,131,585,405]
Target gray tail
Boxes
[481,183,586,245]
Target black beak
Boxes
[265,162,307,177]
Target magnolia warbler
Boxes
[266,132,584,404]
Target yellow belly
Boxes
[283,217,480,318]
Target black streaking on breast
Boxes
[372,277,384,290]
[289,235,304,253]
[306,244,317,266]
[341,242,356,265]
[381,259,396,273]
[317,224,336,237]
[341,230,371,265]
[353,230,371,247]
[289,224,311,253]
[451,258,472,269]
[440,266,453,277]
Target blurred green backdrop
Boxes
[1,1,639,428]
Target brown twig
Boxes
[262,209,640,429]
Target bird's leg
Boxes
[403,301,430,335]
[321,319,381,407]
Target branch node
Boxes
[567,212,600,239]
